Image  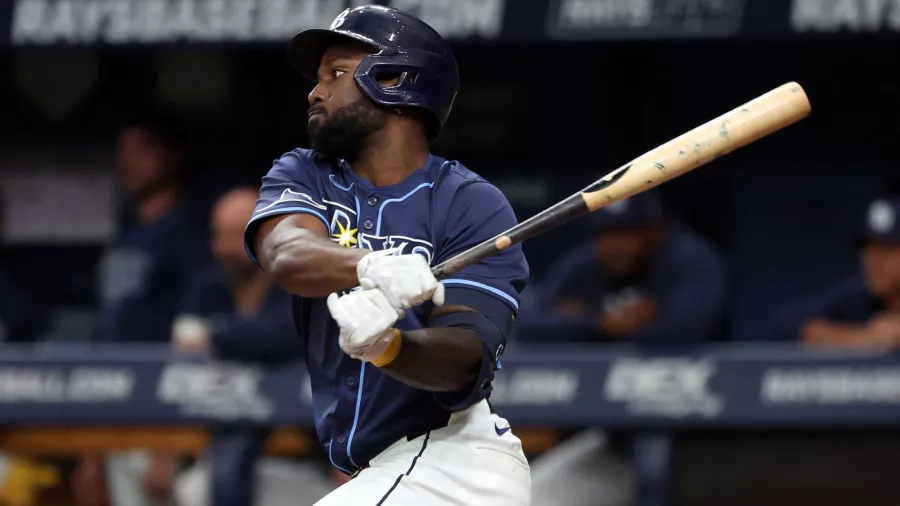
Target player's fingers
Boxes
[374,290,404,321]
[327,293,350,325]
[359,292,382,321]
[423,273,440,302]
[389,284,412,310]
[383,287,406,312]
[432,282,445,306]
[359,277,378,290]
[407,273,435,306]
[371,276,404,311]
[366,289,399,321]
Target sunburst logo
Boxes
[332,221,358,248]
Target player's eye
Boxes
[332,69,346,80]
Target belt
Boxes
[349,413,451,479]
[405,413,450,442]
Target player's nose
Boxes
[308,84,326,106]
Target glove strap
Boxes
[371,329,403,368]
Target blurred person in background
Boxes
[780,197,900,349]
[73,112,212,506]
[518,191,727,506]
[518,190,726,345]
[163,186,335,506]
[94,111,212,344]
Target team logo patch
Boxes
[327,209,434,261]
[332,220,358,248]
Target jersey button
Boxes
[363,220,373,230]
[367,196,378,206]
[346,376,356,387]
[337,435,346,444]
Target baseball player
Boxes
[243,5,531,505]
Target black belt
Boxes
[350,413,451,478]
[406,412,451,442]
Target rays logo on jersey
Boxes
[327,206,434,264]
[358,234,434,265]
[330,208,358,248]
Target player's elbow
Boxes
[267,233,332,298]
[269,257,329,298]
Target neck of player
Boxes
[353,118,430,187]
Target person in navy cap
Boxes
[781,197,900,348]
[519,190,727,506]
[518,190,726,344]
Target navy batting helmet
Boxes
[288,5,459,140]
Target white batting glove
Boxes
[356,248,445,311]
[327,288,403,363]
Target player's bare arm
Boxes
[254,213,368,298]
[255,213,443,309]
[378,305,485,391]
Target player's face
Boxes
[595,226,660,279]
[116,127,176,196]
[306,43,388,163]
[863,241,900,297]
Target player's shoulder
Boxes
[267,148,334,180]
[434,157,510,206]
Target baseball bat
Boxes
[431,81,811,279]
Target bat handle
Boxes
[431,235,514,280]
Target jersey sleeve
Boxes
[435,181,529,313]
[430,181,529,411]
[244,150,329,264]
[773,275,871,340]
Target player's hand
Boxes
[865,313,900,349]
[356,248,445,310]
[327,288,403,362]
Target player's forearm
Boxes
[260,223,367,298]
[801,319,870,347]
[379,328,483,392]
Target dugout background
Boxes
[2,34,900,506]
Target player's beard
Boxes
[308,98,387,165]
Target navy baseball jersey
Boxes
[775,274,883,341]
[244,149,528,473]
[178,266,302,363]
[519,224,726,344]
[96,206,211,342]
